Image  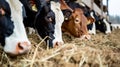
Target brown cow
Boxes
[62,8,91,40]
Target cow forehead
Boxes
[74,8,83,13]
[72,12,82,20]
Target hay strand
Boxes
[30,36,49,67]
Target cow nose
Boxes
[53,41,64,48]
[5,41,31,56]
[16,42,31,54]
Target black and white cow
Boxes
[89,14,111,34]
[0,0,31,55]
[86,10,111,34]
[50,0,64,47]
[20,0,56,48]
[87,10,97,35]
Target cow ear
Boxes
[89,17,95,23]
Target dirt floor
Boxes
[0,29,120,67]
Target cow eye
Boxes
[75,18,80,23]
[75,19,79,22]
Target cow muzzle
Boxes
[5,41,31,56]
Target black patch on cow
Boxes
[66,1,84,10]
[62,9,72,20]
[0,0,14,46]
[87,23,93,30]
[35,4,55,48]
[95,18,107,33]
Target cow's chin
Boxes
[3,39,31,56]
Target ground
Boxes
[0,29,120,67]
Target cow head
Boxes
[87,10,96,34]
[95,17,107,33]
[21,0,57,48]
[83,9,95,25]
[103,18,111,34]
[34,1,56,48]
[87,16,95,25]
[62,8,90,39]
[0,0,31,56]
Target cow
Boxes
[0,0,31,56]
[50,0,64,47]
[94,15,111,34]
[102,18,111,34]
[65,0,95,35]
[20,0,57,48]
[62,8,91,40]
[87,10,97,35]
[85,10,111,34]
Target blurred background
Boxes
[77,0,120,24]
[103,0,120,24]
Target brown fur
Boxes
[62,8,89,37]
[60,0,73,12]
[87,16,95,25]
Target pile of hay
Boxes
[0,30,120,67]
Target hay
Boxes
[30,36,49,67]
[0,29,120,67]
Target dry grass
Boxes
[0,29,120,67]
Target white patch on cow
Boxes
[4,0,31,54]
[88,12,96,35]
[90,12,94,18]
[50,1,64,46]
[103,19,111,34]
[89,23,96,35]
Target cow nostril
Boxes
[18,42,24,50]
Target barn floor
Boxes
[0,29,120,67]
